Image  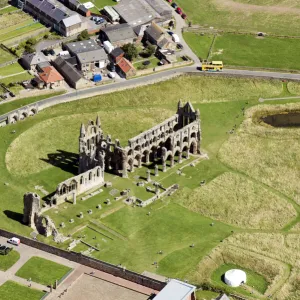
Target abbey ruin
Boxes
[79,101,201,178]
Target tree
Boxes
[145,45,156,57]
[26,38,37,46]
[24,44,35,53]
[77,30,89,41]
[121,43,138,61]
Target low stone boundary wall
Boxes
[0,228,166,291]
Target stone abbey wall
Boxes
[79,101,201,178]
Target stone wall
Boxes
[0,228,166,291]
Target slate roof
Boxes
[65,39,101,54]
[26,0,68,23]
[62,14,82,27]
[53,56,82,83]
[76,48,107,64]
[215,293,230,300]
[22,52,48,66]
[145,22,164,42]
[78,4,88,14]
[110,47,124,58]
[39,66,64,83]
[101,23,136,43]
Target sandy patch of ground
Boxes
[63,274,149,300]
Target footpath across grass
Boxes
[0,280,45,300]
[16,256,72,286]
[0,250,20,271]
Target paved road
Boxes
[2,66,300,123]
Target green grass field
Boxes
[79,0,116,10]
[175,0,300,36]
[16,257,72,286]
[0,6,19,14]
[1,75,300,299]
[0,91,65,116]
[0,281,45,300]
[211,263,268,294]
[0,250,20,271]
[0,64,24,77]
[0,48,15,65]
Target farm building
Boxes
[64,39,108,70]
[20,0,84,37]
[116,57,136,78]
[100,23,136,47]
[102,6,120,22]
[154,279,196,300]
[53,56,88,89]
[20,52,48,71]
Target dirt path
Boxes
[214,0,300,14]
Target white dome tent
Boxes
[224,269,247,287]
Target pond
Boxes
[262,111,300,127]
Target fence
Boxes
[0,228,166,291]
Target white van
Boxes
[8,237,20,246]
[172,33,180,43]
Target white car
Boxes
[7,237,20,246]
[108,72,116,79]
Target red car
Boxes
[176,7,182,14]
[167,0,172,2]
[182,13,187,19]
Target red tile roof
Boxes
[117,57,135,74]
[39,66,64,83]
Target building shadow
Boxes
[40,149,79,175]
[4,210,23,224]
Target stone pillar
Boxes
[55,280,58,289]
[73,192,76,205]
[170,156,174,167]
[155,183,159,195]
[122,153,128,178]
[145,152,150,164]
[162,161,167,172]
[50,284,53,293]
[138,157,142,168]
[130,164,135,172]
[178,152,182,163]
[154,164,159,176]
[147,169,151,182]
[186,151,190,159]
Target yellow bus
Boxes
[201,61,223,72]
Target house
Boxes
[116,57,136,78]
[38,66,64,88]
[110,47,124,63]
[31,76,44,89]
[143,22,175,49]
[21,0,84,37]
[100,24,136,47]
[52,56,88,89]
[60,14,83,37]
[102,6,120,22]
[20,52,48,71]
[64,39,108,71]
[67,0,81,11]
[154,279,196,300]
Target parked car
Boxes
[176,7,182,14]
[177,43,184,49]
[7,237,20,246]
[108,72,116,79]
[171,2,177,8]
[49,49,55,55]
[42,49,50,56]
[182,13,187,19]
[167,0,172,2]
